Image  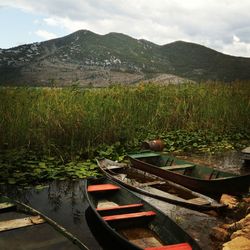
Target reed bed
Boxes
[0,82,249,153]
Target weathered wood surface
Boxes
[242,147,250,160]
[187,198,210,206]
[161,164,194,171]
[137,181,166,187]
[87,184,120,192]
[97,200,118,208]
[0,215,45,232]
[119,227,163,249]
[96,203,143,211]
[103,164,127,170]
[103,211,156,221]
[242,147,250,154]
[0,202,16,211]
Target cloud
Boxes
[43,17,61,27]
[223,35,250,57]
[35,29,57,40]
[1,0,250,57]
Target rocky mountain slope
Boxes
[0,30,250,86]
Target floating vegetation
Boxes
[0,149,99,186]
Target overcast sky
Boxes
[1,0,250,57]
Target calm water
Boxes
[0,151,249,250]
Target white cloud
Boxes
[1,0,250,57]
[233,35,240,43]
[43,17,61,27]
[35,29,57,40]
[222,35,250,57]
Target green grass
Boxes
[0,82,249,154]
[0,82,250,186]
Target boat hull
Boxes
[85,177,201,250]
[97,158,225,212]
[128,154,250,197]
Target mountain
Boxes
[0,30,250,86]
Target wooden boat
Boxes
[241,146,250,166]
[0,198,45,233]
[0,197,89,250]
[96,158,225,212]
[85,177,201,250]
[127,151,250,197]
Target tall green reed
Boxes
[0,82,249,152]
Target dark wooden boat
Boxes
[85,177,201,250]
[96,158,225,212]
[0,197,89,250]
[127,151,250,197]
[241,147,250,166]
[0,197,45,233]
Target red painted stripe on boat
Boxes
[103,211,156,221]
[87,184,120,192]
[144,243,192,250]
[96,203,143,211]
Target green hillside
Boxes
[160,41,250,81]
[0,30,250,85]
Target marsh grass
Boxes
[0,82,249,154]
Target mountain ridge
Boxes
[0,29,250,86]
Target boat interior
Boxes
[87,180,193,250]
[134,155,236,180]
[99,159,208,202]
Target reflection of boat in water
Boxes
[128,151,250,196]
[97,158,225,212]
[85,177,201,250]
[0,197,89,250]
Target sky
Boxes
[1,0,250,57]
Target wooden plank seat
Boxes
[144,242,192,250]
[103,211,156,222]
[187,197,210,206]
[103,164,127,170]
[137,181,166,188]
[96,203,143,212]
[161,164,194,171]
[0,202,16,212]
[0,216,45,232]
[87,184,120,192]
